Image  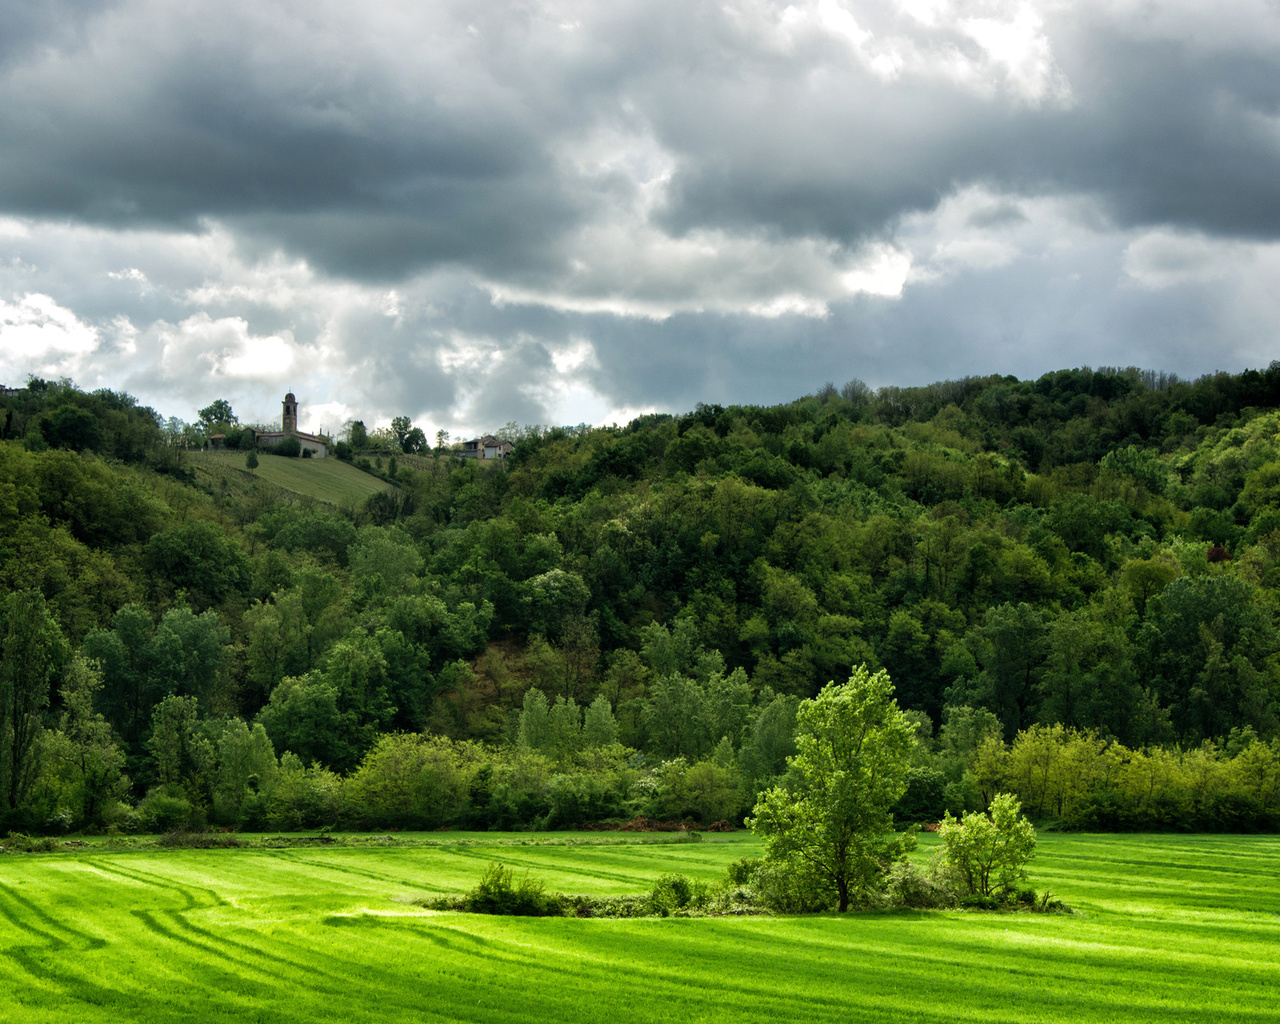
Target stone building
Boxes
[252,392,328,457]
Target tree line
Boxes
[2,363,1280,834]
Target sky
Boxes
[2,0,1279,438]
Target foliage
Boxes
[749,666,916,911]
[937,792,1037,899]
[0,590,69,816]
[460,861,561,916]
[10,365,1280,833]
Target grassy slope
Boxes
[192,451,395,507]
[2,833,1278,1023]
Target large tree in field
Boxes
[748,665,915,911]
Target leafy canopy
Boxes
[748,665,915,911]
[937,791,1036,899]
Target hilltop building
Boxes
[252,392,329,457]
[460,435,514,460]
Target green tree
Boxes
[143,520,251,608]
[583,694,619,747]
[198,399,237,433]
[147,694,211,797]
[245,448,259,472]
[390,416,413,452]
[0,590,69,813]
[517,688,552,751]
[344,420,368,450]
[748,666,915,911]
[936,791,1036,899]
[46,656,129,825]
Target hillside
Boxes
[193,450,397,507]
[2,364,1280,837]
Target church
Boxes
[251,392,329,458]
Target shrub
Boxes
[726,856,763,885]
[644,873,709,916]
[462,862,562,916]
[157,830,243,849]
[881,860,957,910]
[2,832,60,853]
[936,792,1037,900]
[136,784,203,832]
[750,859,832,913]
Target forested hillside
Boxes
[3,365,1279,836]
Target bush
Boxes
[750,859,832,913]
[462,862,563,916]
[726,856,763,885]
[643,873,709,916]
[881,861,957,910]
[157,830,243,849]
[936,792,1037,899]
[137,784,203,833]
[2,832,60,853]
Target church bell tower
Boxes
[282,392,297,434]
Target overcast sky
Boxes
[2,0,1279,436]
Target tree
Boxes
[402,427,427,455]
[390,416,412,452]
[46,656,129,825]
[936,791,1036,899]
[748,666,915,911]
[198,399,237,433]
[245,449,259,472]
[344,419,368,450]
[0,590,69,813]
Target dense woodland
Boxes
[3,365,1280,836]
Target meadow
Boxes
[2,832,1278,1023]
[192,450,395,507]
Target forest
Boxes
[2,364,1280,837]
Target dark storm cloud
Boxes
[3,0,1278,286]
[650,9,1280,251]
[4,0,1280,434]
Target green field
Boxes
[2,833,1278,1023]
[193,451,395,507]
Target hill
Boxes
[192,450,397,508]
[4,363,1280,837]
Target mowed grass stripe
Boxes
[2,834,1278,1023]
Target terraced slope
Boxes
[1,832,1278,1023]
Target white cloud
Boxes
[156,313,304,382]
[958,3,1071,105]
[0,293,100,366]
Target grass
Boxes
[2,832,1278,1023]
[192,451,396,507]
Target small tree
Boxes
[748,666,915,911]
[245,449,259,472]
[936,791,1036,899]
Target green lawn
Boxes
[2,832,1278,1023]
[193,451,395,506]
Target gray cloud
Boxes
[3,1,1280,432]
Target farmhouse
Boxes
[460,434,514,460]
[252,392,329,458]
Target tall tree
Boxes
[749,666,915,911]
[0,590,69,812]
